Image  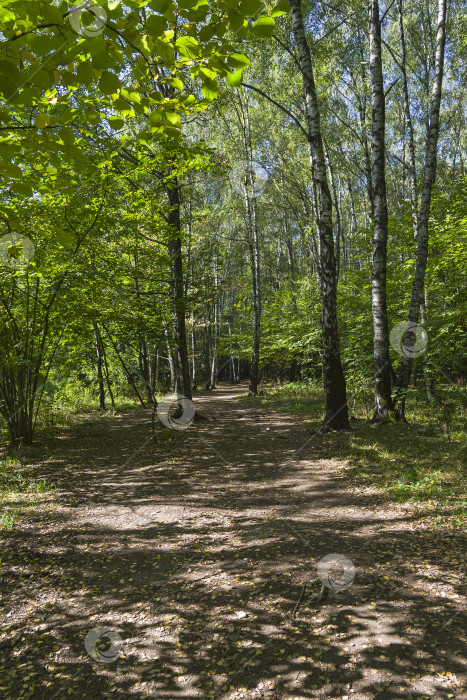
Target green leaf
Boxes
[40,5,63,25]
[145,14,167,36]
[238,0,264,17]
[271,0,289,16]
[76,61,94,86]
[31,69,55,90]
[168,77,183,91]
[251,15,275,37]
[11,182,33,197]
[149,110,162,125]
[165,111,181,128]
[182,94,196,105]
[34,114,50,129]
[178,0,198,9]
[200,76,219,100]
[227,9,244,32]
[234,20,249,38]
[148,0,172,12]
[0,162,22,178]
[175,35,199,59]
[91,49,117,70]
[61,70,80,87]
[108,116,125,130]
[187,0,209,21]
[54,227,74,249]
[112,97,135,117]
[227,53,250,69]
[58,127,75,145]
[0,60,22,86]
[226,69,243,87]
[98,70,121,94]
[198,24,216,42]
[153,38,174,64]
[137,130,153,144]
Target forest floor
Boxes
[0,383,466,699]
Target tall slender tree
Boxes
[395,0,448,419]
[369,0,395,421]
[288,0,351,430]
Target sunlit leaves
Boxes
[226,69,243,87]
[251,15,275,37]
[153,35,175,64]
[227,53,251,69]
[149,109,163,126]
[238,0,264,17]
[165,110,181,127]
[0,0,286,192]
[168,76,184,90]
[271,0,289,16]
[175,35,199,59]
[200,67,220,99]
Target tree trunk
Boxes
[399,0,436,404]
[93,321,106,411]
[238,95,262,397]
[358,34,375,221]
[138,335,152,404]
[209,263,219,389]
[288,0,351,430]
[369,0,395,421]
[191,312,197,388]
[395,0,447,419]
[166,180,193,402]
[98,324,116,411]
[101,323,147,408]
[165,330,176,390]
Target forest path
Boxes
[0,383,465,699]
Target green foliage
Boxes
[244,381,467,527]
[0,457,55,530]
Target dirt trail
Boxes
[0,384,465,699]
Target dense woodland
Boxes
[1,2,467,697]
[0,0,465,441]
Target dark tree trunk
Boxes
[166,181,193,401]
[101,324,147,408]
[93,321,106,411]
[98,324,116,411]
[288,0,351,430]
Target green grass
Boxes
[240,381,467,528]
[0,457,56,531]
[35,397,141,436]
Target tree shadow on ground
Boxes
[0,386,465,699]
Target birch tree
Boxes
[288,0,351,430]
[369,0,395,421]
[395,0,448,420]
